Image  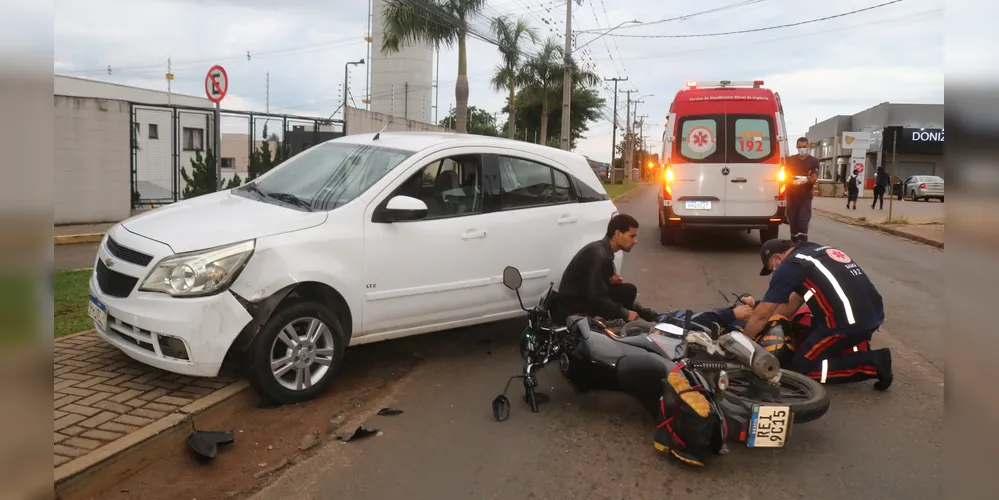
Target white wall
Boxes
[55,75,213,108]
[54,96,131,224]
[369,0,434,123]
[344,106,450,135]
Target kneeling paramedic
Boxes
[742,239,893,390]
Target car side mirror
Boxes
[381,195,428,222]
[502,266,523,291]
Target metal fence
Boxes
[129,102,344,207]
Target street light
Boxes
[343,59,365,116]
[560,19,642,152]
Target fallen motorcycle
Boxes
[491,266,830,466]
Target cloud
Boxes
[54,0,945,164]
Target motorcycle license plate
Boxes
[747,405,792,448]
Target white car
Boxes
[88,132,622,404]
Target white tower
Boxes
[369,0,435,124]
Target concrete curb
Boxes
[54,379,258,500]
[814,208,944,249]
[54,233,105,245]
[609,183,650,204]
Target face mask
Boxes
[797,147,808,155]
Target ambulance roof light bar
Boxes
[686,80,765,89]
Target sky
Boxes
[52,0,944,164]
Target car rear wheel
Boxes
[245,299,347,405]
[910,191,918,202]
[660,225,678,246]
[759,226,779,245]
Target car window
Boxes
[497,156,574,209]
[731,117,774,162]
[677,116,721,162]
[391,154,483,219]
[239,142,414,211]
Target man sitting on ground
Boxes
[555,214,659,326]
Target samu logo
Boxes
[826,248,852,264]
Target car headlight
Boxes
[139,240,255,297]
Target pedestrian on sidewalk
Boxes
[871,166,890,210]
[845,168,860,210]
[785,137,820,243]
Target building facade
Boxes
[368,0,435,123]
[806,102,944,190]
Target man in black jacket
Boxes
[555,214,659,325]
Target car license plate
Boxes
[747,404,792,448]
[88,295,108,331]
[685,200,711,210]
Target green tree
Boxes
[247,124,290,182]
[519,38,601,146]
[381,0,487,134]
[490,15,538,140]
[502,86,605,149]
[439,105,499,136]
[180,146,241,199]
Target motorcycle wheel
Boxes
[721,369,830,424]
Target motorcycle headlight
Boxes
[139,240,255,297]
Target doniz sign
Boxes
[910,129,944,142]
[841,131,871,151]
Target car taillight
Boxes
[662,165,673,203]
[919,183,927,189]
[777,165,787,205]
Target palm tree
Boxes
[381,0,487,134]
[489,16,538,140]
[520,37,601,145]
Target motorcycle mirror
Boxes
[492,395,511,422]
[502,266,523,291]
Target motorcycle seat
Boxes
[611,333,671,359]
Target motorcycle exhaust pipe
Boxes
[717,331,781,380]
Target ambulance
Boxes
[658,80,789,246]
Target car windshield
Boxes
[923,176,943,183]
[236,141,414,211]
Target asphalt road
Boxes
[248,185,944,500]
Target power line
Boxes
[590,8,939,62]
[604,0,908,39]
[579,0,767,32]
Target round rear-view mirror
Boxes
[502,266,523,291]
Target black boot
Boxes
[873,348,893,391]
[633,301,662,322]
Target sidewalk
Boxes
[54,223,116,245]
[54,331,254,498]
[812,196,944,248]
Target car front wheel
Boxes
[245,299,347,405]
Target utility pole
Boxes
[404,82,409,120]
[166,58,172,106]
[266,71,270,114]
[365,0,372,110]
[605,77,627,182]
[623,90,635,176]
[559,0,573,151]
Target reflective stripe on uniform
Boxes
[795,253,856,325]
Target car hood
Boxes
[121,191,328,254]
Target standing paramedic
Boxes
[785,137,820,243]
[741,239,893,390]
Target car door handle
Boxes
[557,215,578,224]
[730,178,748,183]
[461,229,487,240]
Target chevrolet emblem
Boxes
[104,257,114,268]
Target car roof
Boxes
[331,131,603,190]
